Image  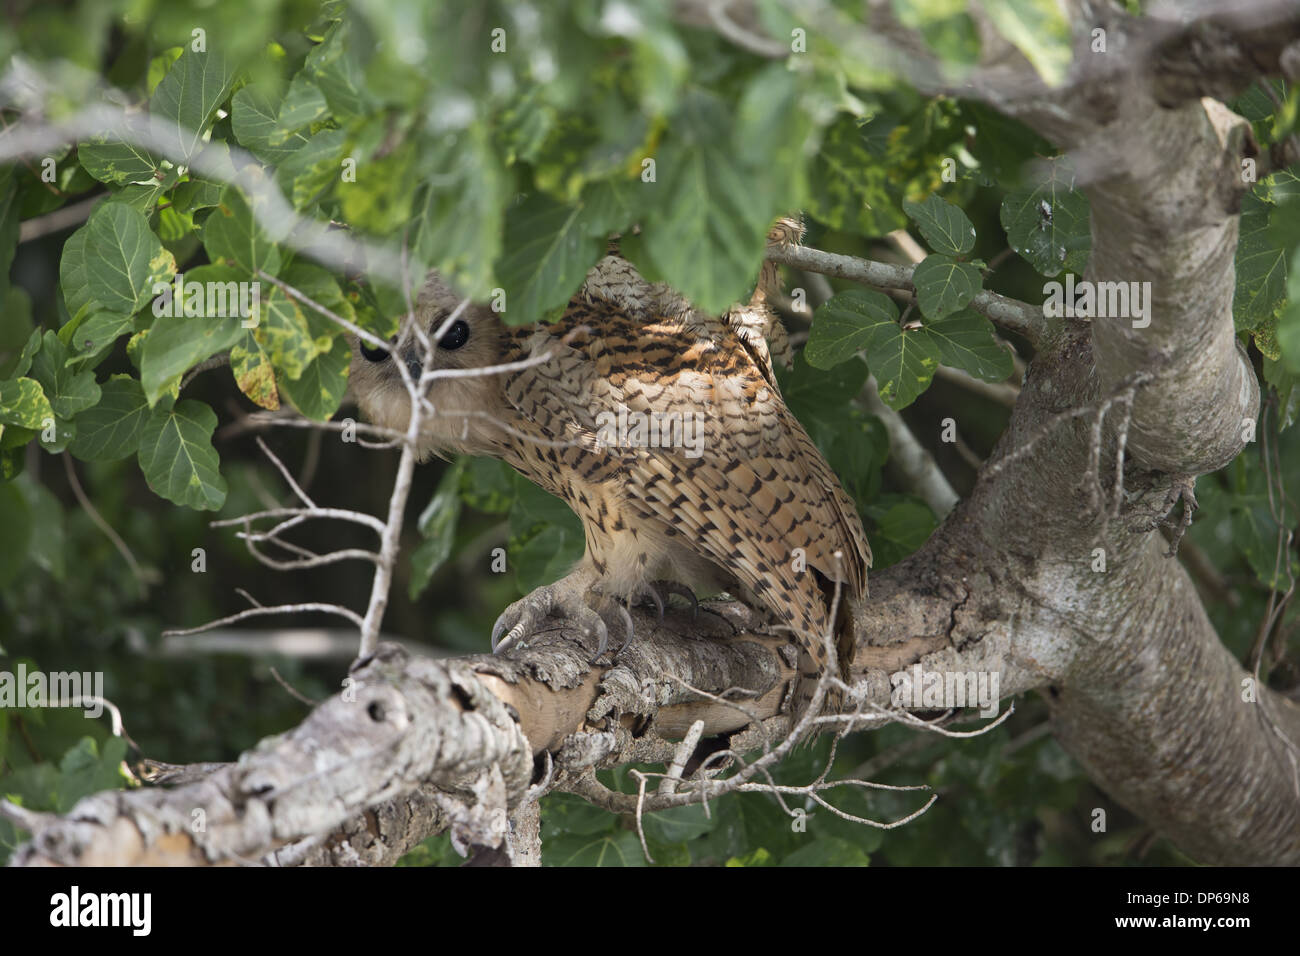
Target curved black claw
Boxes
[611,603,636,662]
[654,580,699,619]
[638,584,665,622]
[590,602,635,665]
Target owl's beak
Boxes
[402,350,423,382]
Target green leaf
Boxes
[140,312,245,406]
[68,375,150,461]
[903,194,976,255]
[641,804,715,844]
[231,87,311,165]
[275,128,348,209]
[459,457,516,514]
[735,63,813,209]
[579,177,644,239]
[964,103,1053,185]
[863,319,940,410]
[77,130,161,186]
[807,113,906,236]
[926,309,1014,382]
[891,0,980,68]
[913,254,982,320]
[411,129,508,299]
[54,737,128,813]
[0,444,25,482]
[252,285,327,380]
[201,186,284,277]
[171,177,225,214]
[808,291,1005,405]
[865,494,941,567]
[812,292,940,410]
[275,74,329,138]
[1236,189,1288,332]
[877,498,938,552]
[148,47,237,162]
[780,836,870,866]
[1254,316,1281,361]
[0,481,33,586]
[229,334,280,410]
[779,350,870,417]
[137,399,227,510]
[0,377,53,430]
[17,475,65,580]
[248,263,346,383]
[67,311,134,367]
[11,327,41,379]
[1268,177,1300,250]
[0,283,30,371]
[0,286,33,379]
[111,177,176,217]
[58,226,96,318]
[29,331,101,418]
[982,0,1073,87]
[544,829,647,867]
[281,262,354,340]
[805,288,899,369]
[1000,161,1091,278]
[303,20,371,119]
[409,460,466,600]
[510,479,584,594]
[84,202,176,314]
[338,140,417,233]
[277,334,350,420]
[642,90,774,313]
[497,193,607,324]
[147,46,184,94]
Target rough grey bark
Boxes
[9,648,531,866]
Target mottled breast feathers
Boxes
[496,297,871,636]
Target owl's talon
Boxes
[492,587,554,653]
[606,603,637,663]
[638,584,665,622]
[586,609,611,662]
[653,580,699,619]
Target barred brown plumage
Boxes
[349,232,871,725]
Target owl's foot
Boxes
[654,580,699,619]
[491,572,633,664]
[631,581,699,623]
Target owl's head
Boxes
[348,272,510,459]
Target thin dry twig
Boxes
[162,602,365,636]
[63,453,151,594]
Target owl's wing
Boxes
[503,306,870,625]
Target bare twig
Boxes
[62,453,151,595]
[18,195,100,242]
[162,602,365,636]
[934,365,1020,408]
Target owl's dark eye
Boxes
[438,319,470,351]
[360,339,391,362]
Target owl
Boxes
[348,239,871,724]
